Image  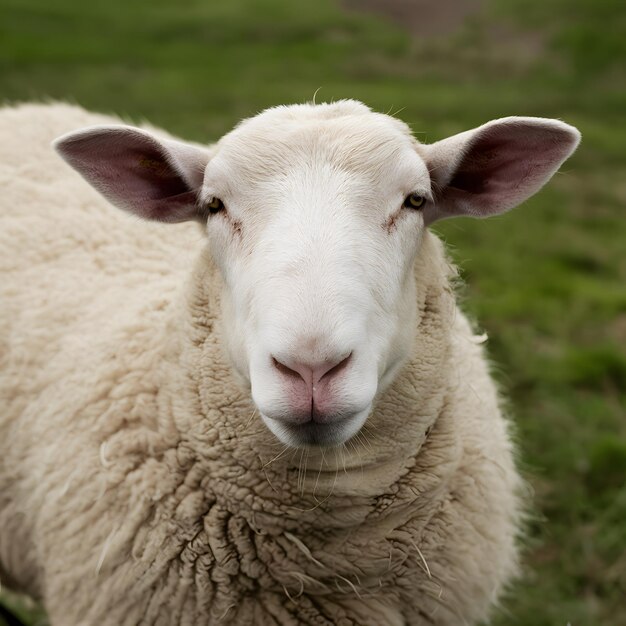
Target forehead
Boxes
[209,101,425,188]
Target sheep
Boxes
[0,100,580,626]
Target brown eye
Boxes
[403,193,425,210]
[206,197,225,214]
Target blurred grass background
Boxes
[0,0,624,623]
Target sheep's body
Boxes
[1,104,521,625]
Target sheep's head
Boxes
[54,100,580,448]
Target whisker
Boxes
[239,408,258,432]
[260,455,278,493]
[261,444,290,469]
[329,456,339,500]
[297,447,305,495]
[361,422,378,438]
[357,430,374,454]
[410,539,432,579]
[313,448,326,502]
[347,438,365,485]
[301,448,310,497]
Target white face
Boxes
[200,103,431,447]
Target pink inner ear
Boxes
[56,128,202,223]
[436,120,579,218]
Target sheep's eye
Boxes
[205,197,225,214]
[206,197,224,214]
[403,193,425,210]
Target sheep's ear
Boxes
[53,126,212,223]
[422,117,581,225]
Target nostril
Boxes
[271,356,304,382]
[319,352,352,382]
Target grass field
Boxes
[1,0,624,623]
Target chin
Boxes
[261,405,372,448]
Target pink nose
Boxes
[272,353,352,387]
[271,352,352,422]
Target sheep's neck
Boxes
[84,234,461,614]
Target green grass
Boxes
[1,0,624,623]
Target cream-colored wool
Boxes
[0,103,524,626]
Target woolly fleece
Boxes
[0,103,522,625]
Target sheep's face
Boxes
[54,100,580,448]
[203,102,429,447]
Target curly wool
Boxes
[0,103,522,625]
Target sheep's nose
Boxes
[271,353,352,389]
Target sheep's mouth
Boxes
[280,419,351,447]
[262,406,371,448]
